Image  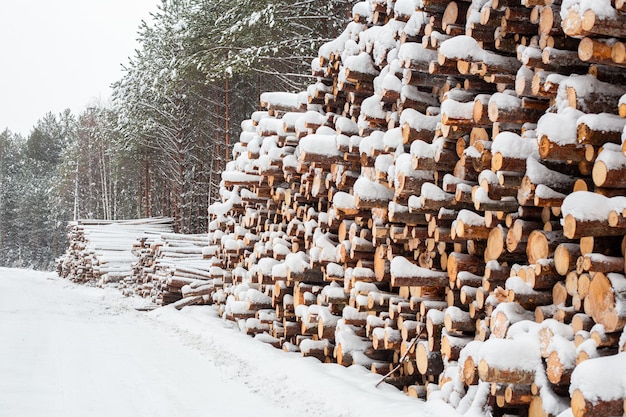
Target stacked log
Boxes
[202,0,626,415]
[58,218,173,288]
[60,1,626,416]
[132,232,218,305]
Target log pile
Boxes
[201,1,626,416]
[58,220,224,307]
[130,232,219,306]
[58,218,174,287]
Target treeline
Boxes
[0,0,350,269]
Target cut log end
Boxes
[571,388,624,417]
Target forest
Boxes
[0,0,350,269]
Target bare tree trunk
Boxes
[144,159,150,218]
[225,76,230,164]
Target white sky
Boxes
[0,1,159,136]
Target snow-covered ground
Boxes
[0,268,457,417]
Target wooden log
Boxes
[441,332,472,362]
[566,75,626,114]
[580,235,626,256]
[390,256,449,287]
[571,388,624,417]
[582,253,625,274]
[563,214,626,239]
[490,302,534,338]
[586,272,626,332]
[581,8,626,38]
[538,134,587,163]
[454,209,491,240]
[415,340,444,376]
[478,357,535,384]
[546,348,574,385]
[488,93,545,124]
[504,384,533,406]
[578,37,621,66]
[554,243,581,276]
[444,306,475,333]
[527,230,570,265]
[447,252,485,284]
[507,285,554,310]
[592,150,626,189]
[613,41,626,65]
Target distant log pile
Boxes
[58,219,225,308]
[58,218,173,287]
[201,1,626,416]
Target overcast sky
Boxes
[0,1,159,136]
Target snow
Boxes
[536,108,584,145]
[421,182,453,201]
[390,256,448,279]
[492,302,535,329]
[411,139,436,159]
[260,92,299,109]
[344,52,380,76]
[400,108,440,132]
[383,127,404,151]
[335,116,358,135]
[596,147,626,170]
[578,112,626,133]
[352,1,371,19]
[353,177,395,201]
[2,268,459,416]
[258,117,285,136]
[394,0,418,16]
[505,276,533,294]
[402,11,428,38]
[438,35,483,62]
[456,209,485,227]
[561,191,612,221]
[488,93,520,111]
[535,184,566,200]
[525,157,576,190]
[441,99,474,121]
[491,132,538,159]
[570,352,626,402]
[381,72,403,93]
[579,0,618,18]
[397,42,436,65]
[298,134,341,157]
[333,191,358,210]
[375,154,394,173]
[478,337,541,372]
[360,95,387,120]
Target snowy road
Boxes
[0,268,450,417]
[0,269,291,417]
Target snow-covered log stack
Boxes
[58,218,174,289]
[129,232,224,306]
[204,0,626,414]
[58,220,225,307]
[55,0,626,415]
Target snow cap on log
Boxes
[491,132,538,160]
[332,192,358,211]
[299,134,342,158]
[570,352,626,409]
[260,92,300,111]
[561,191,614,222]
[344,52,380,77]
[353,177,394,204]
[439,35,483,62]
[536,107,585,145]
